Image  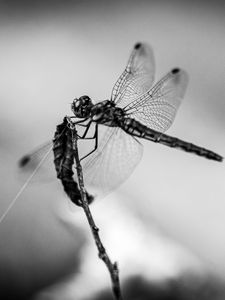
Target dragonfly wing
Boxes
[17,122,92,184]
[18,140,56,183]
[124,69,189,132]
[80,126,143,198]
[111,43,155,107]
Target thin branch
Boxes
[71,124,123,300]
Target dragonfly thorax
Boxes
[71,95,93,118]
[91,100,124,126]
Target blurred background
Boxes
[0,0,225,299]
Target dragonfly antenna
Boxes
[0,147,53,224]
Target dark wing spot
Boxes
[19,155,30,167]
[171,68,180,74]
[134,43,141,49]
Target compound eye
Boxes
[74,99,80,107]
[80,95,90,104]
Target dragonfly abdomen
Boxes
[121,118,223,162]
[157,134,223,162]
[53,118,94,206]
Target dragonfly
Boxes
[8,42,223,213]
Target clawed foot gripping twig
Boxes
[70,121,123,300]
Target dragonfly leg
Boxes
[74,118,90,128]
[80,124,98,161]
[67,117,98,161]
[66,116,89,127]
[66,116,93,138]
[78,121,93,139]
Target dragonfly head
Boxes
[71,95,93,118]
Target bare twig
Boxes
[70,123,123,300]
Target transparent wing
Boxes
[111,42,155,107]
[18,140,56,183]
[123,69,189,132]
[17,124,143,201]
[80,125,143,198]
[17,123,91,183]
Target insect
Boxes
[18,42,223,206]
